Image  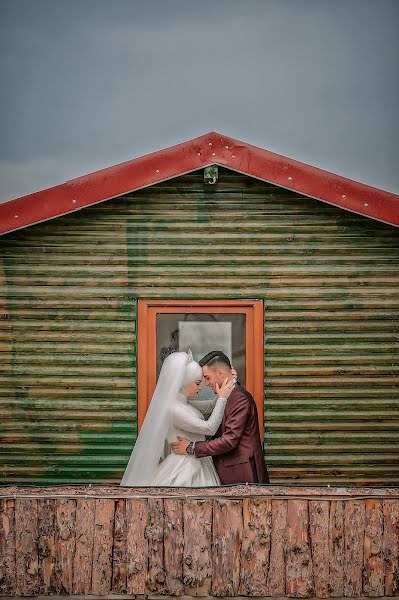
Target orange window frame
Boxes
[137,299,265,435]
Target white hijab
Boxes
[120,350,201,486]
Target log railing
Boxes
[0,485,398,598]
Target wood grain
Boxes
[15,499,38,596]
[212,499,243,597]
[91,498,115,595]
[37,498,56,594]
[54,499,76,594]
[240,498,272,596]
[111,498,127,594]
[266,499,287,596]
[363,499,384,597]
[309,500,330,597]
[0,492,398,598]
[183,499,212,597]
[164,498,184,596]
[126,498,148,595]
[285,499,314,598]
[382,499,399,596]
[343,500,365,597]
[328,500,344,597]
[146,498,165,594]
[0,498,16,595]
[73,498,95,594]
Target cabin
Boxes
[0,132,398,598]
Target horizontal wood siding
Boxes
[0,221,136,483]
[0,167,398,484]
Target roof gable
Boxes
[0,131,398,235]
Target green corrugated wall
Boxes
[1,167,398,485]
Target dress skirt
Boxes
[151,453,220,487]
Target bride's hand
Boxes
[216,377,235,399]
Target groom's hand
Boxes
[171,436,191,455]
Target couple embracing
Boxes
[121,350,269,487]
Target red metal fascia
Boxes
[211,133,399,227]
[0,134,209,236]
[0,131,398,235]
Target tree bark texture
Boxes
[1,492,398,597]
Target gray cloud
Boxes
[0,0,398,203]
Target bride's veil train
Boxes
[120,351,195,486]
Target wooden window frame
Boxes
[137,299,264,435]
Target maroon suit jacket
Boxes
[194,384,269,485]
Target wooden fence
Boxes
[0,486,398,598]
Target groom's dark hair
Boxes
[199,350,231,370]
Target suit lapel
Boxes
[221,386,239,431]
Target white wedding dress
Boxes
[151,393,225,487]
[120,351,226,488]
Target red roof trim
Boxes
[1,131,398,235]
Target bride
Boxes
[120,350,233,487]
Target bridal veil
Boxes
[120,350,201,486]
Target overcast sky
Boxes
[0,0,398,203]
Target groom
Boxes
[171,350,269,485]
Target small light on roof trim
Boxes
[14,214,18,218]
[288,177,293,181]
[232,155,235,158]
[197,153,201,156]
[208,142,213,146]
[156,169,160,173]
[364,203,369,207]
[72,199,77,204]
[212,153,216,156]
[342,194,346,199]
[225,146,229,149]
